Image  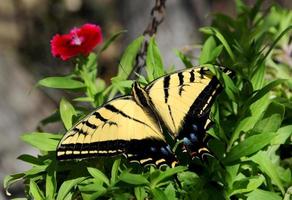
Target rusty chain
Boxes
[129,0,167,78]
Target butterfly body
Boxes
[57,67,222,167]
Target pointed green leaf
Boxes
[199,36,222,65]
[3,173,25,196]
[231,175,264,196]
[119,172,149,185]
[134,187,147,200]
[29,180,45,200]
[60,98,77,130]
[253,101,284,134]
[100,30,127,53]
[146,37,164,80]
[247,189,282,200]
[271,125,292,145]
[200,27,235,62]
[21,132,62,151]
[228,94,270,150]
[17,154,41,165]
[224,131,277,164]
[38,77,85,89]
[151,188,167,200]
[111,158,121,186]
[151,166,186,188]
[164,183,177,200]
[87,167,109,186]
[251,151,285,194]
[246,79,286,106]
[118,36,144,80]
[175,50,193,68]
[46,164,57,200]
[56,177,86,200]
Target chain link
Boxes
[129,0,167,78]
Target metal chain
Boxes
[129,0,167,78]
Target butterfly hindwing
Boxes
[57,96,177,167]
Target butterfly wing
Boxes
[57,96,177,167]
[146,67,222,157]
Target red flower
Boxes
[51,23,102,61]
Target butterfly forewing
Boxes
[57,96,177,167]
[146,68,217,136]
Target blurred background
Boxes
[0,0,291,198]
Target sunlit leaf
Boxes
[146,37,164,81]
[38,76,85,89]
[56,177,86,200]
[60,98,77,130]
[21,132,62,151]
[30,180,45,200]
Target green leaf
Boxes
[164,183,177,200]
[119,172,149,185]
[21,132,62,151]
[134,187,147,200]
[117,36,144,80]
[24,165,48,176]
[225,164,240,189]
[46,163,56,200]
[17,154,41,165]
[29,180,45,200]
[271,125,292,145]
[228,94,270,150]
[199,37,223,65]
[151,188,167,200]
[251,151,285,194]
[95,78,106,93]
[246,79,286,107]
[38,110,60,126]
[38,76,85,89]
[111,158,121,186]
[224,131,277,164]
[3,173,25,196]
[253,101,284,134]
[79,180,106,199]
[87,167,109,186]
[146,37,164,81]
[230,175,264,196]
[199,36,217,64]
[200,27,235,62]
[99,30,127,53]
[73,96,94,103]
[59,98,77,130]
[175,50,193,68]
[150,166,186,188]
[56,177,86,200]
[246,189,282,200]
[251,63,265,90]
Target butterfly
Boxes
[57,67,222,167]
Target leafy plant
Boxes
[3,1,292,199]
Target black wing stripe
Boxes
[168,105,176,130]
[93,112,107,123]
[104,104,157,133]
[84,121,97,129]
[178,72,184,85]
[163,75,170,103]
[189,69,195,82]
[93,111,117,126]
[178,72,184,95]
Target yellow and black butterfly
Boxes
[57,67,222,167]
